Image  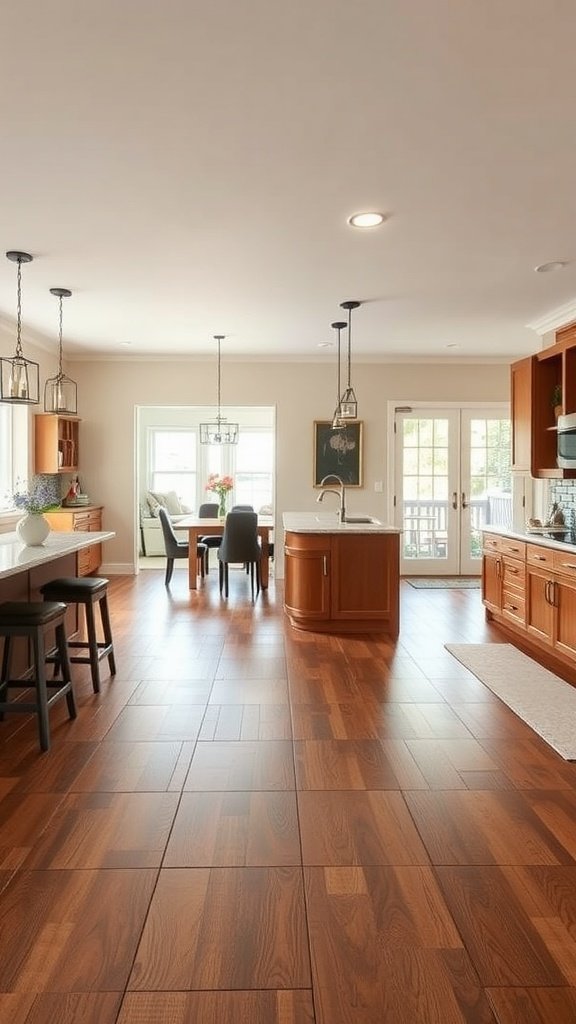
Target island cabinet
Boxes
[284,530,399,636]
[482,530,576,680]
[43,506,103,576]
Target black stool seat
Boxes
[0,600,77,752]
[40,576,116,694]
[0,601,68,625]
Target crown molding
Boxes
[527,298,576,336]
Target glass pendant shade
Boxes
[0,251,40,405]
[200,335,239,445]
[337,299,361,420]
[44,287,77,414]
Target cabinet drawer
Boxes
[500,538,526,559]
[553,550,576,576]
[502,557,525,587]
[482,534,501,552]
[502,591,526,624]
[527,544,555,568]
[73,511,102,531]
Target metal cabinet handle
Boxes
[532,555,547,561]
[560,563,576,570]
[508,567,519,575]
[461,492,469,509]
[452,491,458,510]
[504,603,518,612]
[323,555,328,576]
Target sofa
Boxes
[139,490,192,556]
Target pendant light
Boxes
[338,299,361,419]
[0,251,40,405]
[331,320,347,429]
[44,287,77,414]
[199,335,239,444]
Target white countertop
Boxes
[0,530,115,580]
[283,512,401,534]
[483,523,576,555]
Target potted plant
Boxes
[551,383,563,420]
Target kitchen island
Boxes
[283,512,401,635]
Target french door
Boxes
[394,407,511,576]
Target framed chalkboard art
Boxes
[313,421,363,487]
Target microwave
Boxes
[557,413,576,468]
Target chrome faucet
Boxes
[316,474,347,522]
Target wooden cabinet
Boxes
[34,415,80,474]
[483,530,576,680]
[44,506,103,577]
[284,530,399,636]
[510,357,532,472]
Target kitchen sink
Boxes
[344,516,381,524]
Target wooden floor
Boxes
[1,568,576,1023]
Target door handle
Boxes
[452,491,458,510]
[323,555,328,576]
[461,492,469,509]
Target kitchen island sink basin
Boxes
[344,516,381,524]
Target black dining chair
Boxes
[230,504,254,511]
[198,501,221,574]
[158,507,207,586]
[217,510,262,599]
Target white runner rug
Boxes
[445,643,576,760]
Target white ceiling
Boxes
[1,0,576,360]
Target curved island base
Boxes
[283,515,400,637]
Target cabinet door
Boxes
[553,574,576,660]
[74,510,102,577]
[526,566,554,646]
[284,544,330,620]
[482,552,501,613]
[510,357,533,472]
[331,534,399,627]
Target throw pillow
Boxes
[148,490,183,516]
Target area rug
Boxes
[445,643,576,759]
[407,578,481,589]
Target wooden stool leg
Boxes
[33,631,50,752]
[55,623,76,720]
[98,594,116,676]
[85,600,101,694]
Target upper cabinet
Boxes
[511,322,576,479]
[34,415,80,474]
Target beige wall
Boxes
[69,358,509,573]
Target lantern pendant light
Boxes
[0,251,40,405]
[199,335,239,444]
[44,287,77,414]
[338,299,361,419]
[331,320,347,429]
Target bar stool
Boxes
[0,601,77,752]
[40,577,116,694]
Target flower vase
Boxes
[16,512,50,547]
[218,498,227,521]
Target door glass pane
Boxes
[468,417,511,559]
[402,417,449,561]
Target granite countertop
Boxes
[483,523,576,555]
[0,530,115,580]
[283,512,401,535]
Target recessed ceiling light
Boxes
[318,341,333,348]
[534,260,569,273]
[121,341,133,346]
[446,343,460,349]
[348,211,385,228]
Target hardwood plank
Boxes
[0,741,98,794]
[103,705,205,743]
[209,679,289,704]
[23,793,179,869]
[294,739,410,790]
[436,866,567,985]
[0,992,123,1024]
[70,741,183,792]
[0,869,158,991]
[184,741,295,790]
[129,867,311,990]
[199,704,292,740]
[486,986,576,1023]
[215,657,288,679]
[406,791,576,865]
[128,678,213,704]
[117,990,315,1023]
[476,738,576,790]
[0,793,66,870]
[298,791,430,865]
[164,792,301,866]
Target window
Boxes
[148,429,197,509]
[0,406,27,513]
[234,430,274,510]
[0,406,12,510]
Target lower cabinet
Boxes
[44,506,103,577]
[482,532,576,678]
[284,530,399,635]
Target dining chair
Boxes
[198,501,221,574]
[158,507,207,586]
[217,510,262,599]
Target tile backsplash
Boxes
[549,481,576,529]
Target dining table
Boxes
[177,515,275,590]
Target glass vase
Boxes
[218,497,227,520]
